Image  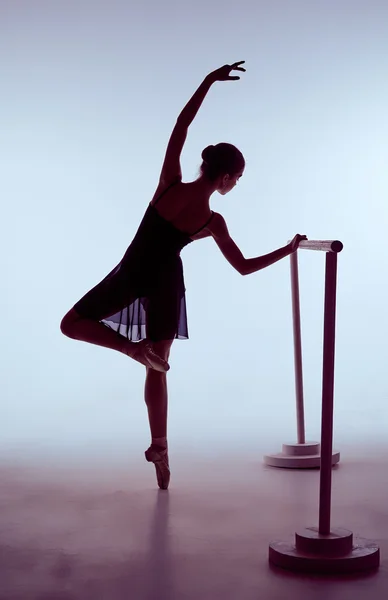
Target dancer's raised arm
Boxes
[159,61,246,185]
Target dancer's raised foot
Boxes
[129,339,170,372]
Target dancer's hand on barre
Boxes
[289,234,308,253]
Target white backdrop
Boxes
[2,0,388,465]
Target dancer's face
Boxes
[218,170,244,195]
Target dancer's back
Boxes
[150,179,214,240]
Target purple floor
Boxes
[0,446,387,599]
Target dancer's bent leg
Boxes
[60,308,169,372]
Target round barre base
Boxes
[269,527,380,574]
[263,442,340,469]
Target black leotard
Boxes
[73,181,214,341]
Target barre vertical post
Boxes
[269,238,380,572]
[318,251,338,535]
[290,251,305,445]
[264,241,342,469]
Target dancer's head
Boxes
[200,143,245,195]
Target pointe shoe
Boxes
[133,340,170,372]
[145,445,170,490]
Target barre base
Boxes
[263,442,340,469]
[269,527,380,574]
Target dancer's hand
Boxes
[289,234,308,252]
[208,61,246,82]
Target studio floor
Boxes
[0,445,387,600]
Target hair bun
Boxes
[201,145,215,164]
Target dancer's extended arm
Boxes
[158,61,246,185]
[208,213,306,275]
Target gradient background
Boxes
[2,0,388,467]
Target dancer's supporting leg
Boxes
[144,339,173,489]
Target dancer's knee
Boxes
[60,308,80,338]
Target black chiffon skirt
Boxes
[74,254,189,342]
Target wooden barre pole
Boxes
[287,240,343,253]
